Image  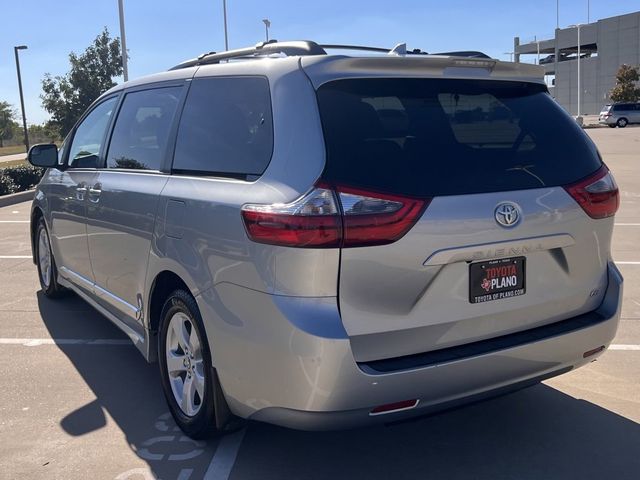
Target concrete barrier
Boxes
[0,189,35,208]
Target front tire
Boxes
[616,118,628,128]
[35,218,66,298]
[158,289,228,439]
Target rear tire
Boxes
[35,218,66,298]
[616,118,628,128]
[158,289,233,439]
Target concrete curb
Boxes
[0,189,35,208]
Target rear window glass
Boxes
[317,79,601,197]
[173,76,273,177]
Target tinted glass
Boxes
[68,97,118,168]
[107,87,182,170]
[173,77,273,176]
[317,79,601,197]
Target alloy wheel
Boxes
[38,226,52,288]
[165,312,206,417]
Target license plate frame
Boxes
[469,257,526,304]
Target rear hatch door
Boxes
[316,77,613,362]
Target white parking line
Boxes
[0,338,131,346]
[0,255,31,259]
[615,223,640,226]
[609,344,640,351]
[204,428,246,480]
[0,220,29,223]
[616,261,640,265]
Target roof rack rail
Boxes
[169,40,491,70]
[169,40,326,70]
[431,50,492,59]
[320,44,428,55]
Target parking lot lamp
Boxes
[13,45,29,151]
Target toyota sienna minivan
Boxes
[28,40,623,438]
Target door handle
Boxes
[76,184,87,201]
[88,183,102,203]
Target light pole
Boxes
[117,0,129,81]
[262,18,271,42]
[222,0,229,50]
[569,24,584,119]
[13,45,29,151]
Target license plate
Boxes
[469,257,526,304]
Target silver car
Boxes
[599,103,640,128]
[28,41,623,438]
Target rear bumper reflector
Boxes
[583,345,606,358]
[370,399,419,416]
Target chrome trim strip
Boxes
[423,234,576,266]
[58,266,94,289]
[57,275,146,357]
[58,266,141,317]
[93,282,141,317]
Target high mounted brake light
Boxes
[564,165,619,219]
[241,184,429,248]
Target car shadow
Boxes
[37,291,218,479]
[233,385,640,480]
[38,292,640,480]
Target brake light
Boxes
[564,166,619,219]
[337,185,428,247]
[241,184,429,248]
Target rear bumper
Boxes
[599,117,615,125]
[198,262,622,430]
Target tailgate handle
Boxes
[423,234,575,266]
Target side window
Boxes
[67,97,118,168]
[107,87,182,170]
[173,77,273,176]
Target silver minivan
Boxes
[28,41,623,438]
[599,102,640,127]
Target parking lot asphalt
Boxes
[0,127,639,480]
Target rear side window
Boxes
[107,87,182,170]
[173,76,273,177]
[317,79,601,197]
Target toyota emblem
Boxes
[494,202,521,227]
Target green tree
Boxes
[609,64,640,103]
[0,101,17,148]
[41,28,123,137]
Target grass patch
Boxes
[0,159,28,168]
[0,145,26,157]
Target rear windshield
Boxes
[316,78,601,197]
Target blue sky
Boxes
[1,0,638,125]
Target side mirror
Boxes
[28,143,59,168]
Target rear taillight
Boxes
[337,185,428,247]
[241,184,429,248]
[241,188,342,248]
[564,166,619,219]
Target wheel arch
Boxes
[145,269,193,362]
[30,206,45,265]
